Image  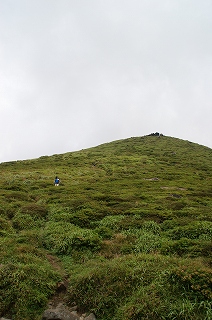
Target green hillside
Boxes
[0,135,212,319]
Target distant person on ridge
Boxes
[54,176,60,186]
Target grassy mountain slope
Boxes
[0,135,212,319]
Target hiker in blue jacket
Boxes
[54,176,60,186]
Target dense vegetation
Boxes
[0,135,212,319]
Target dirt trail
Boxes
[46,254,70,307]
[46,254,67,277]
[44,254,94,319]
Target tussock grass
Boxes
[67,254,212,320]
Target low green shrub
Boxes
[67,255,212,320]
[0,217,14,236]
[47,206,73,223]
[5,204,17,219]
[122,221,162,254]
[160,238,212,257]
[4,182,25,192]
[161,219,177,231]
[167,221,212,240]
[42,221,102,254]
[170,264,212,300]
[20,203,48,218]
[134,231,161,254]
[169,199,187,210]
[142,220,161,235]
[100,233,134,258]
[97,215,125,230]
[67,208,98,228]
[94,226,113,239]
[0,262,60,319]
[68,254,160,318]
[48,205,107,228]
[0,236,46,265]
[12,213,43,230]
[4,191,29,201]
[115,288,212,320]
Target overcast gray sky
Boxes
[0,0,212,162]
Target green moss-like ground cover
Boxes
[0,135,212,319]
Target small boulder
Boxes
[42,303,80,320]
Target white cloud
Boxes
[0,0,212,162]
